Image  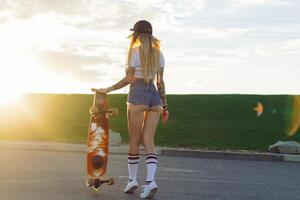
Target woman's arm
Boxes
[157,67,169,124]
[91,67,135,93]
[156,68,168,107]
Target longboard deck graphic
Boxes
[86,92,118,192]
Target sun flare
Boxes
[0,91,22,105]
[0,47,39,105]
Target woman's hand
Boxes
[91,88,110,94]
[161,110,169,124]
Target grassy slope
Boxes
[0,94,298,151]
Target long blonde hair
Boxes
[127,32,161,83]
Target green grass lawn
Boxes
[0,94,298,151]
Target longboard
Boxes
[86,92,118,192]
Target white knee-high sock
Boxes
[128,154,140,181]
[145,154,158,182]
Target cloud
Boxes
[0,0,149,28]
[37,48,111,82]
[235,0,292,6]
[0,0,89,18]
[0,0,299,94]
[155,0,206,18]
[0,9,11,24]
[0,0,206,31]
[252,38,300,56]
[171,26,253,40]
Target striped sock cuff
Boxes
[146,153,158,164]
[128,154,140,164]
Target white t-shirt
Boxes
[128,47,165,78]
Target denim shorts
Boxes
[127,79,162,107]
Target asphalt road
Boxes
[1,149,300,200]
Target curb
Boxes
[0,141,300,162]
[0,141,160,155]
[283,155,300,162]
[160,149,284,162]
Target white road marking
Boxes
[159,167,202,173]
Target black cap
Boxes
[130,20,152,35]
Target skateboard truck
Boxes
[86,177,114,191]
[86,151,115,192]
[89,106,118,118]
[86,155,115,192]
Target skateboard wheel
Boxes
[106,108,119,117]
[111,108,118,116]
[86,179,93,187]
[108,178,114,185]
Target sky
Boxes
[0,0,299,95]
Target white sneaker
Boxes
[140,181,158,199]
[124,179,138,193]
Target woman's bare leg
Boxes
[126,104,147,182]
[127,104,147,154]
[142,106,161,154]
[142,106,161,183]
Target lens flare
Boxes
[0,92,22,105]
[288,95,300,136]
[253,102,264,117]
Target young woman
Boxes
[91,20,169,199]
